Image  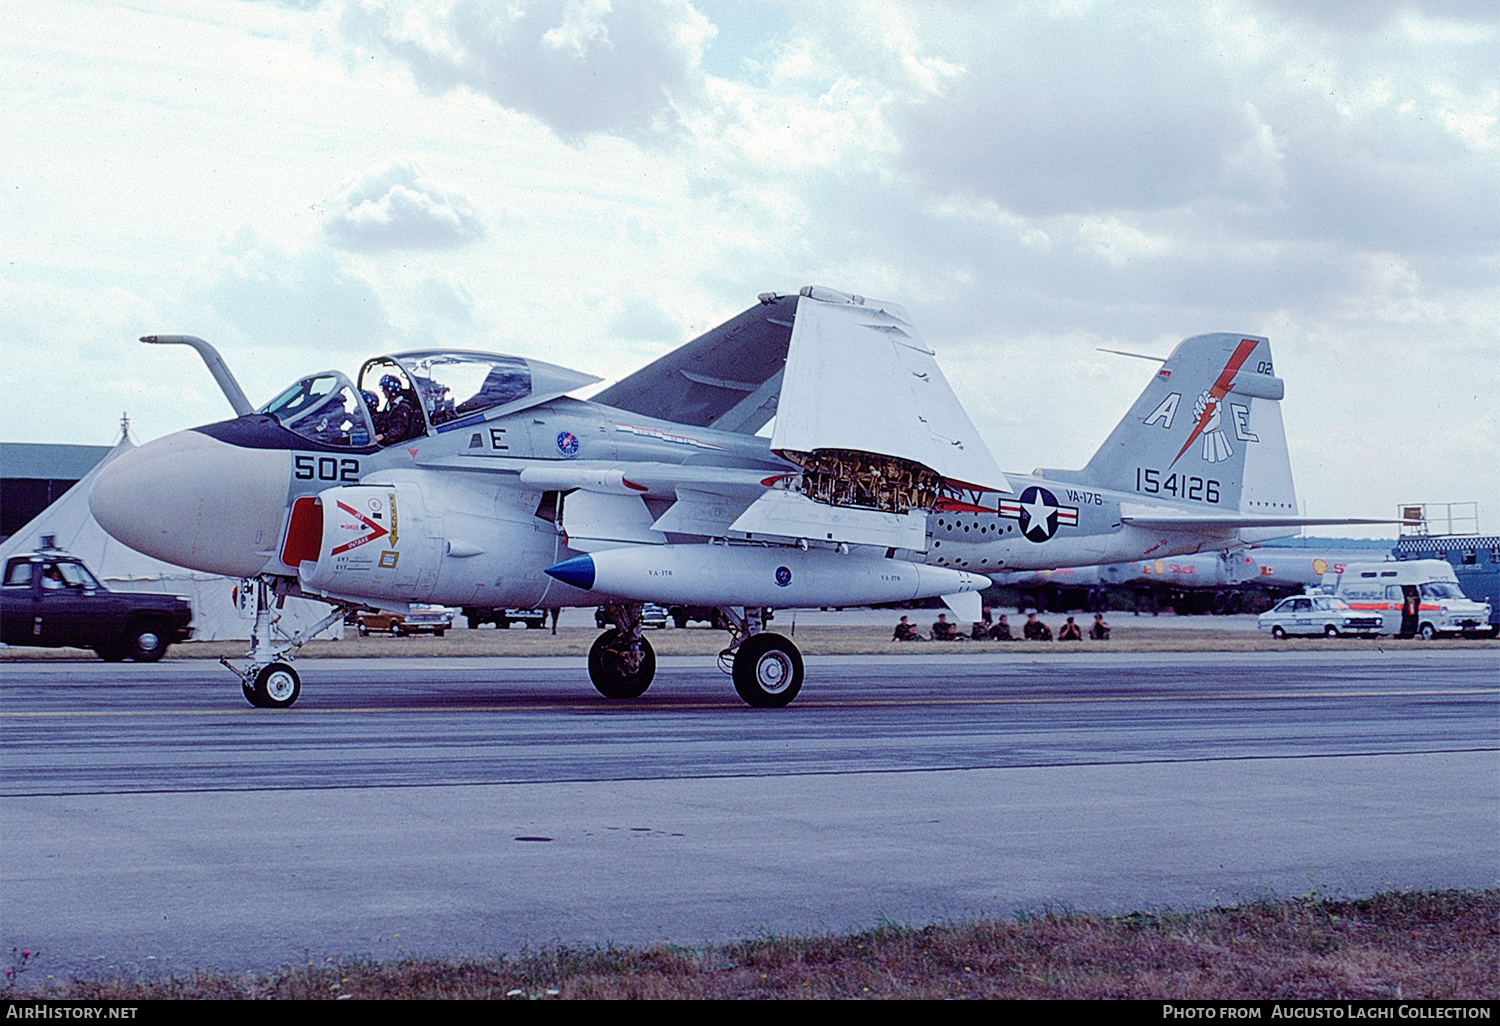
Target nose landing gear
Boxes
[244,662,302,708]
[223,576,344,709]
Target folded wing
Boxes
[590,293,797,434]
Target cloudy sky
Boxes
[5,0,1496,536]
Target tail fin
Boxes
[1076,333,1297,523]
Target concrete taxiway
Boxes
[1,649,1496,980]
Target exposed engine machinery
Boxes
[779,448,940,514]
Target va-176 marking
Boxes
[89,287,1395,709]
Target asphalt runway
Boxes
[1,649,1496,980]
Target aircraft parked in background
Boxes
[992,546,1388,614]
[90,286,1390,708]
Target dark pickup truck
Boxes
[1,551,194,661]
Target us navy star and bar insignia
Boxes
[998,486,1079,542]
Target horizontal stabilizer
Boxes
[1121,504,1403,531]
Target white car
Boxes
[1259,595,1383,638]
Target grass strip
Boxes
[5,624,1498,661]
[20,889,1497,1000]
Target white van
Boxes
[1318,559,1493,638]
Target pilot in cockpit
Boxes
[361,389,384,436]
[375,374,422,446]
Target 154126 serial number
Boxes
[1135,468,1220,503]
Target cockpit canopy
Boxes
[259,373,371,447]
[259,350,601,448]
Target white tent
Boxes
[0,434,341,642]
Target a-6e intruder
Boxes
[90,286,1387,708]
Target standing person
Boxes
[548,608,560,635]
[1399,588,1420,638]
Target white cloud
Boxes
[340,0,715,143]
[207,229,390,354]
[1254,0,1500,32]
[324,160,485,250]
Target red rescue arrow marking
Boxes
[330,500,389,555]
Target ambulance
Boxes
[1318,560,1493,638]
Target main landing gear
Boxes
[588,602,656,699]
[718,607,803,708]
[587,603,804,707]
[224,576,344,709]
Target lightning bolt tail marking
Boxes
[1170,338,1259,467]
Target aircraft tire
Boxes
[588,629,655,699]
[732,633,803,708]
[252,662,301,709]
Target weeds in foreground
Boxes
[18,889,1498,1000]
[4,948,37,993]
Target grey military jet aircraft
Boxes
[90,286,1386,708]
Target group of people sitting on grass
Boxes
[894,610,1110,642]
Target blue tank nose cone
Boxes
[544,555,596,590]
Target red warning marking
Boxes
[330,500,389,556]
[935,498,988,513]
